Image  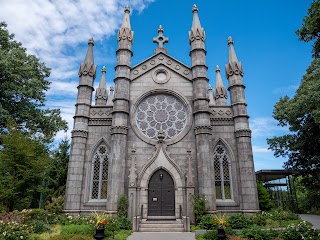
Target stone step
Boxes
[140,223,184,228]
[142,220,183,224]
[139,227,185,232]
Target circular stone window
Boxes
[136,94,187,140]
[152,68,170,84]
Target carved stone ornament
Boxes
[78,62,96,78]
[128,147,137,187]
[152,68,170,84]
[225,62,244,79]
[214,87,228,100]
[117,27,133,42]
[189,28,206,44]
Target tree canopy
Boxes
[0,22,67,139]
[268,0,320,190]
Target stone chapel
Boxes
[64,5,259,231]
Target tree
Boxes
[0,123,51,211]
[0,22,67,139]
[257,182,274,211]
[268,1,320,192]
[296,0,320,58]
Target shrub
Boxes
[281,221,320,240]
[60,224,94,236]
[48,235,93,240]
[0,221,33,240]
[27,220,51,233]
[257,182,274,210]
[198,214,214,230]
[227,214,253,229]
[193,195,207,224]
[265,209,299,221]
[239,226,279,240]
[195,230,218,240]
[118,216,132,230]
[45,196,64,214]
[252,213,267,226]
[117,195,128,217]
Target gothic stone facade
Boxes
[64,5,259,226]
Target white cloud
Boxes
[252,145,271,153]
[250,117,288,137]
[273,85,299,95]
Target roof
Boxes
[255,169,296,182]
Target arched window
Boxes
[90,144,108,200]
[214,143,233,200]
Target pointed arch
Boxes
[89,138,110,201]
[213,139,234,200]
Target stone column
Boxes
[189,5,215,211]
[226,37,259,211]
[107,7,133,212]
[65,38,96,213]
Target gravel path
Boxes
[299,214,320,229]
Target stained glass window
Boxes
[213,143,232,200]
[91,145,108,200]
[136,94,187,140]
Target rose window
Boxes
[136,94,187,140]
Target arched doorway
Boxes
[148,169,175,216]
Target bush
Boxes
[117,195,128,217]
[118,217,132,230]
[257,182,274,210]
[27,220,51,233]
[45,196,64,214]
[0,221,33,240]
[252,213,267,226]
[281,221,320,240]
[227,214,253,229]
[198,214,214,230]
[48,235,93,240]
[60,224,94,236]
[264,209,299,221]
[193,195,207,224]
[195,230,218,240]
[239,226,279,240]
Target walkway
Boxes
[127,232,196,240]
[299,214,320,229]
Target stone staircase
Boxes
[139,219,185,232]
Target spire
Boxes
[117,6,134,42]
[214,65,228,105]
[227,36,238,63]
[189,4,205,44]
[78,38,96,78]
[106,86,114,106]
[153,25,169,54]
[208,84,215,106]
[226,36,243,79]
[95,66,108,105]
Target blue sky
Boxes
[1,0,313,170]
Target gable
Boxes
[130,52,192,81]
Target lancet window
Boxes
[214,143,233,200]
[90,144,108,200]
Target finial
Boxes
[124,6,130,13]
[153,25,169,50]
[216,65,220,72]
[208,84,212,90]
[215,64,228,105]
[228,36,234,45]
[102,66,106,73]
[192,4,198,12]
[88,37,94,45]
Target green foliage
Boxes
[192,195,207,224]
[265,209,299,221]
[296,0,320,58]
[239,226,279,240]
[117,217,132,230]
[60,224,94,236]
[48,234,93,240]
[227,214,253,229]
[0,124,51,211]
[252,213,267,226]
[0,22,67,139]
[198,214,214,230]
[27,220,51,234]
[105,217,120,239]
[117,195,128,217]
[281,221,320,240]
[267,58,320,192]
[257,182,274,210]
[45,196,64,214]
[195,230,218,240]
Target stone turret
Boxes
[65,38,96,212]
[108,6,133,212]
[208,84,215,106]
[225,36,259,211]
[95,66,108,105]
[189,5,215,211]
[214,65,228,106]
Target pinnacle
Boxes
[102,66,106,73]
[192,4,198,12]
[228,36,234,45]
[124,6,130,13]
[216,65,220,72]
[88,37,94,45]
